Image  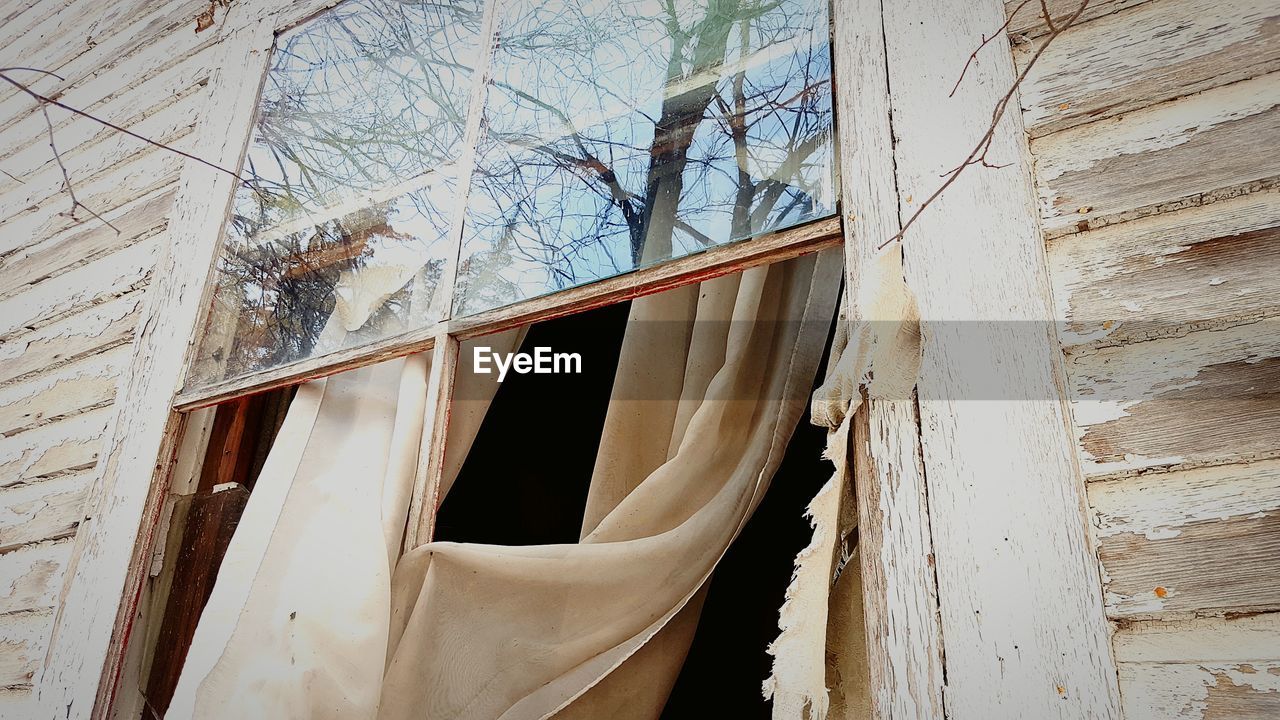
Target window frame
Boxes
[174,0,844,411]
[163,0,847,560]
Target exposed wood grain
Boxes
[32,13,279,718]
[194,396,265,494]
[884,0,1120,716]
[0,687,33,712]
[0,609,53,688]
[0,476,89,555]
[1119,661,1280,718]
[1108,563,1280,717]
[1114,613,1280,663]
[0,539,73,613]
[0,0,64,49]
[0,346,126,436]
[106,409,215,720]
[0,0,212,133]
[834,0,944,716]
[0,142,187,258]
[0,291,142,387]
[0,92,203,234]
[1033,71,1280,238]
[0,39,213,181]
[1069,321,1280,477]
[0,190,172,302]
[0,238,157,340]
[1017,0,1280,137]
[1089,460,1280,618]
[0,407,110,488]
[1004,0,1152,38]
[174,217,842,410]
[1048,189,1280,351]
[142,485,248,717]
[0,1,140,88]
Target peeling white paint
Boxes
[1089,460,1280,540]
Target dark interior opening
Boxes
[439,298,834,718]
[145,385,295,716]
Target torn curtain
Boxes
[168,249,842,719]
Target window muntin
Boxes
[188,0,483,388]
[454,0,836,315]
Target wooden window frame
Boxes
[31,0,1120,719]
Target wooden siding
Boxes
[0,0,213,707]
[1023,0,1280,716]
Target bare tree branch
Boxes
[882,0,1089,250]
[1038,0,1058,32]
[41,102,119,232]
[0,67,252,190]
[948,0,1033,98]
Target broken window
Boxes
[135,253,848,718]
[121,0,859,716]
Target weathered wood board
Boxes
[1017,0,1280,137]
[886,0,1120,717]
[1048,189,1280,351]
[0,476,90,555]
[0,291,143,387]
[1067,321,1280,477]
[0,539,74,615]
[0,609,54,689]
[1004,0,1153,38]
[0,347,127,437]
[1114,614,1280,719]
[1033,70,1280,238]
[1090,460,1280,618]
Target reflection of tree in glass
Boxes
[456,0,835,314]
[211,205,443,380]
[198,0,480,382]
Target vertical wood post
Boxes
[831,0,946,717]
[404,334,460,549]
[881,0,1121,716]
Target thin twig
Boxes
[1039,0,1058,32]
[948,0,1032,98]
[41,102,119,232]
[0,66,66,80]
[0,69,250,185]
[882,0,1090,250]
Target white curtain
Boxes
[169,249,842,719]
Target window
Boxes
[188,0,485,388]
[119,0,849,715]
[181,0,838,399]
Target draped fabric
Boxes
[169,249,842,719]
[168,355,430,718]
[766,246,921,719]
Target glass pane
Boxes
[188,0,482,389]
[454,0,835,315]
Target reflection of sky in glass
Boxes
[189,0,481,388]
[455,0,836,315]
